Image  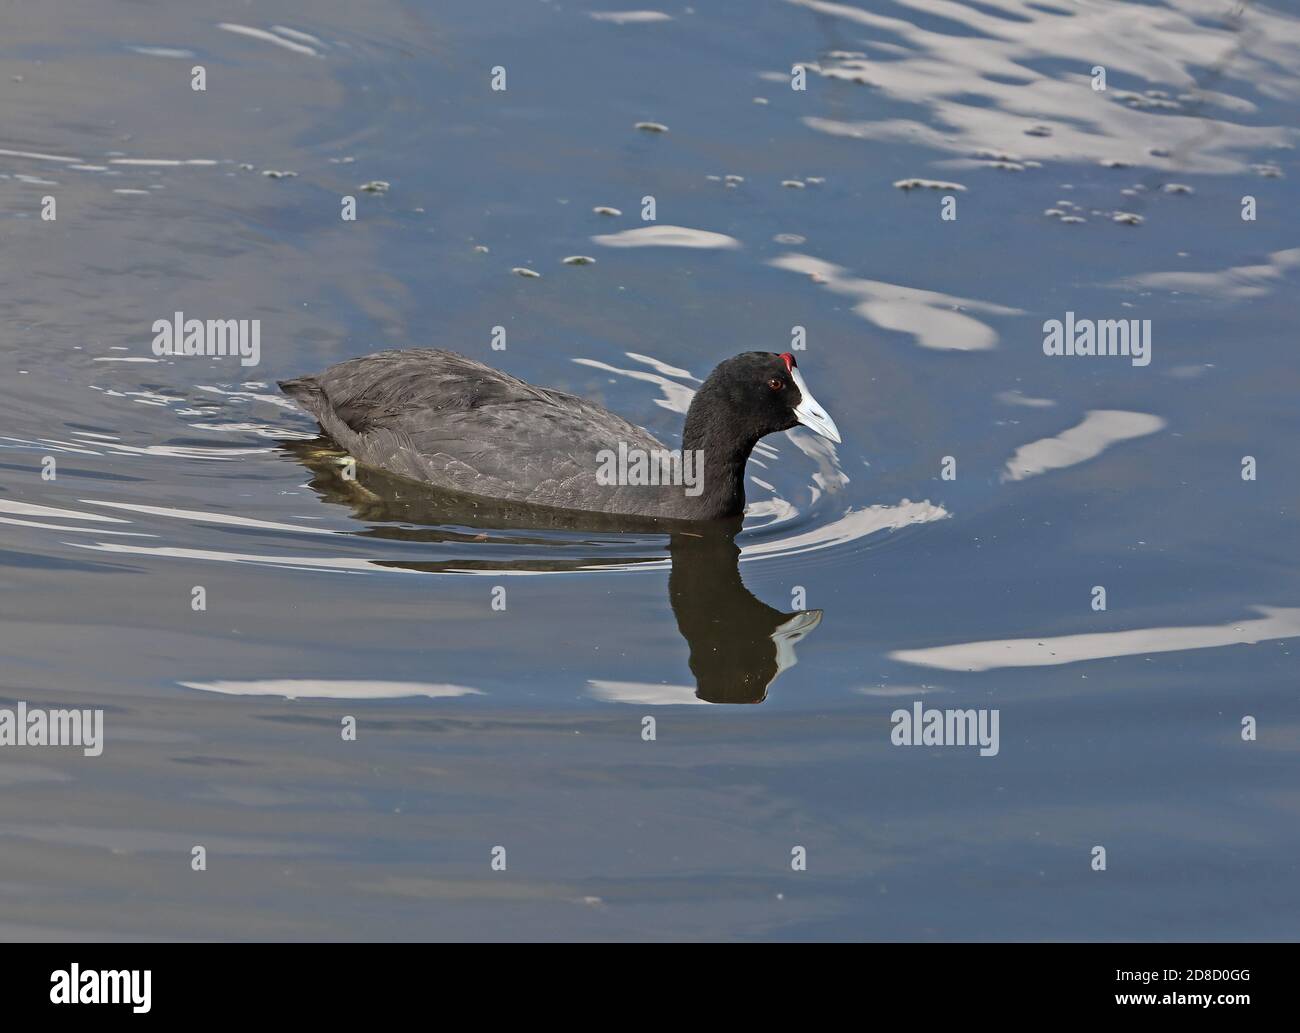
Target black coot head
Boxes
[697,352,841,445]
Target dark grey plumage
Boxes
[279,348,840,522]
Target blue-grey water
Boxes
[1,0,1297,940]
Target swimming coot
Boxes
[279,349,840,521]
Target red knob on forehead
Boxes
[779,352,796,371]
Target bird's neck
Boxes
[681,400,757,520]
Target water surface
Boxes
[1,0,1298,940]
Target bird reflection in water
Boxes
[281,439,824,704]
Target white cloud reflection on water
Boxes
[591,225,742,249]
[891,606,1300,671]
[789,0,1300,174]
[217,23,325,58]
[769,252,1022,350]
[180,679,484,699]
[1002,409,1166,482]
[586,680,707,705]
[1118,247,1300,299]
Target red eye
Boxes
[768,377,784,391]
